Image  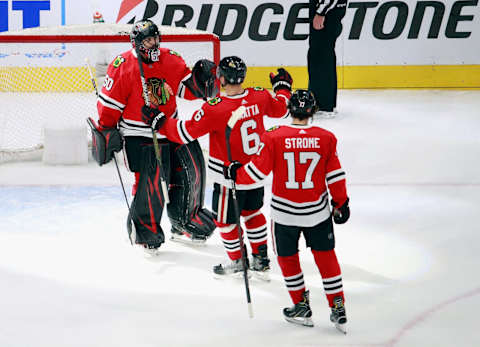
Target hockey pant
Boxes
[166,140,216,240]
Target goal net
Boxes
[0,24,220,164]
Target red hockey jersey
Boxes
[235,124,348,226]
[161,87,290,189]
[97,47,197,138]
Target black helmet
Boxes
[130,20,161,62]
[288,90,317,119]
[217,56,246,85]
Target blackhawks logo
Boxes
[254,86,264,91]
[207,97,222,106]
[267,125,280,132]
[147,77,172,105]
[169,50,181,57]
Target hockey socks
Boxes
[312,249,344,307]
[277,253,306,304]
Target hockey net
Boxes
[0,24,220,164]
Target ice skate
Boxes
[213,258,250,279]
[313,109,338,120]
[283,290,314,327]
[330,296,347,334]
[251,244,271,281]
[170,227,207,246]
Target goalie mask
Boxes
[130,20,161,63]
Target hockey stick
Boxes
[133,48,170,205]
[225,105,254,318]
[84,58,136,245]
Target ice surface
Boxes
[1,90,479,347]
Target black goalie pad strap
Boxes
[167,140,215,238]
[86,117,123,166]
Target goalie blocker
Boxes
[87,117,123,165]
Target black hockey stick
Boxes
[84,58,136,245]
[133,47,170,205]
[225,105,254,318]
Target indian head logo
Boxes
[147,78,173,105]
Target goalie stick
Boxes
[225,105,254,318]
[84,58,137,245]
[133,47,170,205]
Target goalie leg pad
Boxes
[167,140,215,240]
[129,142,170,247]
[86,117,123,166]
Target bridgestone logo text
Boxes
[140,1,478,41]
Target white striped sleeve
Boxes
[176,120,194,143]
[244,162,268,182]
[98,92,125,111]
[317,0,338,15]
[326,168,346,185]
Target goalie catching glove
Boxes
[183,59,219,100]
[86,117,123,166]
[141,105,166,131]
[270,68,293,93]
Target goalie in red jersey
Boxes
[224,90,350,333]
[144,56,293,279]
[89,19,217,253]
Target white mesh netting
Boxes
[0,24,218,163]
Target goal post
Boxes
[0,24,220,163]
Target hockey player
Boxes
[224,89,350,332]
[90,19,216,253]
[143,56,293,278]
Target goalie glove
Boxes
[223,161,242,181]
[141,105,166,131]
[183,59,219,100]
[332,198,350,224]
[269,68,293,93]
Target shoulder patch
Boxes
[253,86,264,91]
[112,55,125,68]
[267,125,280,132]
[207,97,222,106]
[169,50,181,57]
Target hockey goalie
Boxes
[88,19,217,253]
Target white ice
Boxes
[1,90,479,347]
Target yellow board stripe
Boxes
[245,65,480,89]
[1,65,478,92]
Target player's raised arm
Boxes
[265,68,293,118]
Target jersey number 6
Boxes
[240,119,261,155]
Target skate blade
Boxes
[284,316,314,327]
[142,248,161,257]
[170,234,207,246]
[335,322,347,334]
[213,270,252,280]
[252,270,271,282]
